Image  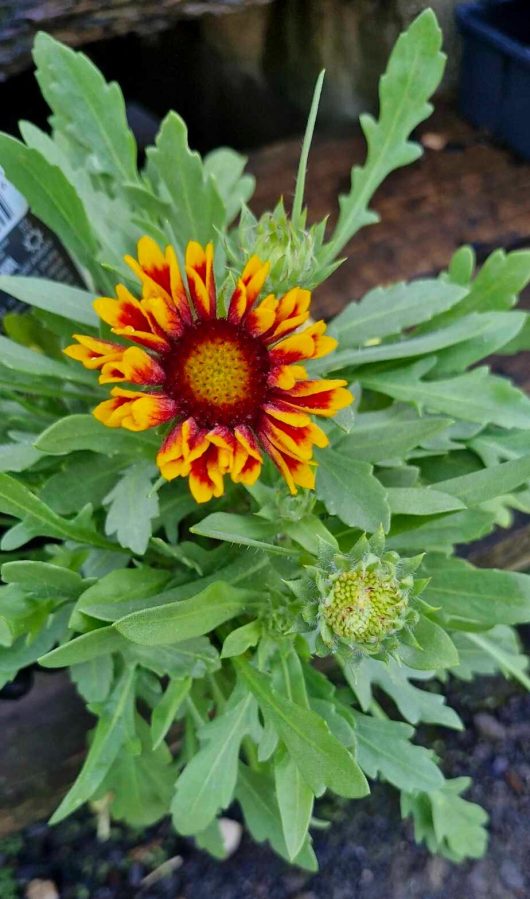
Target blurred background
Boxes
[0,0,465,151]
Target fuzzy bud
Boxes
[323,566,408,645]
[295,528,425,659]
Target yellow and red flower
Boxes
[65,237,352,502]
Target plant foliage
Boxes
[0,10,528,868]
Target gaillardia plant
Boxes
[0,9,530,869]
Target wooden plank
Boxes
[0,0,273,81]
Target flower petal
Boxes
[280,379,353,417]
[228,256,270,324]
[64,335,124,370]
[269,321,337,365]
[260,414,327,461]
[186,241,216,319]
[260,435,316,494]
[94,285,150,332]
[189,445,226,502]
[99,346,166,386]
[126,237,193,323]
[142,295,186,340]
[263,287,311,343]
[112,326,170,353]
[157,417,210,481]
[267,364,307,390]
[94,387,177,432]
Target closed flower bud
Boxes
[323,566,408,645]
[296,528,425,659]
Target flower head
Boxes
[296,530,424,659]
[66,237,352,502]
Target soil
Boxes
[0,673,528,899]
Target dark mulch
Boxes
[1,675,529,899]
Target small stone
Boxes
[474,712,507,741]
[421,131,448,151]
[360,868,374,885]
[500,859,525,891]
[218,817,243,857]
[25,882,60,899]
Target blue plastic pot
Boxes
[456,0,530,159]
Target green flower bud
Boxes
[323,566,408,645]
[295,528,425,659]
[231,201,327,293]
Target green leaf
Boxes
[0,276,98,328]
[442,248,530,320]
[236,658,368,799]
[76,566,172,621]
[41,453,128,515]
[151,677,191,749]
[387,509,495,554]
[386,487,465,516]
[321,9,445,262]
[203,147,255,225]
[33,32,137,184]
[50,666,136,823]
[20,121,141,279]
[221,620,261,658]
[352,711,444,792]
[329,280,466,347]
[423,556,530,627]
[315,450,390,532]
[114,583,258,646]
[104,462,159,554]
[432,311,526,376]
[348,658,462,729]
[0,443,43,474]
[401,778,488,862]
[448,245,475,285]
[71,655,114,703]
[103,716,175,828]
[0,135,98,270]
[335,408,452,463]
[363,361,530,429]
[191,512,293,555]
[172,693,256,835]
[0,608,69,688]
[78,552,269,622]
[326,312,487,371]
[146,112,224,247]
[235,763,318,872]
[0,335,92,384]
[39,625,124,667]
[0,474,116,550]
[35,414,157,456]
[463,630,530,691]
[433,456,530,507]
[1,560,84,598]
[399,615,459,671]
[274,752,314,861]
[124,638,219,679]
[450,626,526,681]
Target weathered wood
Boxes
[0,0,273,81]
[0,104,529,835]
[0,672,91,837]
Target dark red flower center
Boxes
[164,319,270,427]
